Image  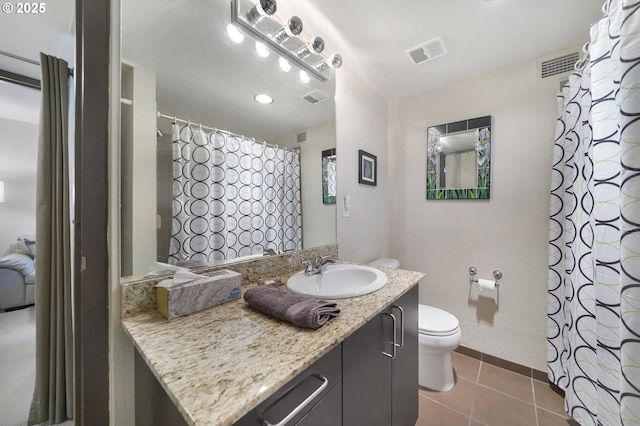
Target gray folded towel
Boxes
[243,284,340,329]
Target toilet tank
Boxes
[369,258,400,269]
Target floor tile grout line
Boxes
[468,372,480,426]
[474,382,536,407]
[418,392,473,421]
[416,355,574,426]
[532,377,540,426]
[537,405,572,420]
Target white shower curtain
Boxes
[548,1,640,424]
[169,123,302,263]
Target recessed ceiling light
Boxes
[254,94,274,104]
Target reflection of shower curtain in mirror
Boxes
[169,123,302,263]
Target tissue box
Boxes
[157,269,242,320]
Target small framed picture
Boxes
[358,150,377,186]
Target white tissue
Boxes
[174,269,204,284]
[145,262,182,277]
[156,268,204,289]
[478,278,496,292]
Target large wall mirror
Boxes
[120,0,337,278]
[426,116,491,200]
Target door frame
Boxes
[74,0,110,422]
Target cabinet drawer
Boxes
[296,381,342,426]
[235,344,342,426]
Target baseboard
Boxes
[454,346,549,383]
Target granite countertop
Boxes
[121,266,425,426]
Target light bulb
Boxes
[315,53,343,71]
[271,16,303,44]
[255,41,270,58]
[226,23,244,43]
[279,57,291,72]
[299,70,310,83]
[244,0,277,25]
[296,37,325,59]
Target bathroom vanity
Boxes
[121,263,423,426]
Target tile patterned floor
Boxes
[416,352,580,426]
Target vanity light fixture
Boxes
[244,0,277,25]
[296,37,325,59]
[272,16,303,44]
[254,94,274,104]
[230,0,342,82]
[314,53,342,72]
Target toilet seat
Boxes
[418,304,460,336]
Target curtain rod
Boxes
[0,50,74,75]
[157,112,300,151]
[0,49,39,66]
[0,68,40,90]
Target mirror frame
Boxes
[322,148,336,204]
[426,115,491,200]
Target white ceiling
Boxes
[304,0,604,100]
[0,0,74,79]
[0,0,605,121]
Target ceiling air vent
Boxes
[301,90,329,105]
[296,132,307,143]
[540,52,580,79]
[406,37,447,65]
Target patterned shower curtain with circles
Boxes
[547,1,640,424]
[169,123,302,263]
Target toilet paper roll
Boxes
[478,278,496,292]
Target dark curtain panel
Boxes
[29,53,73,425]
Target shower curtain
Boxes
[548,0,640,424]
[169,123,302,263]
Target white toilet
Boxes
[370,258,462,392]
[417,304,461,391]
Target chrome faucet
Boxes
[302,256,338,275]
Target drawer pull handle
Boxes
[262,374,329,426]
[382,312,397,359]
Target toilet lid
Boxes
[418,305,460,336]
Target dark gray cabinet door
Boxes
[342,284,419,426]
[134,350,189,426]
[391,285,419,426]
[342,311,393,425]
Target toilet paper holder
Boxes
[468,266,502,287]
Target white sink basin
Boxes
[286,264,388,299]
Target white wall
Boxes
[300,120,337,249]
[0,117,38,253]
[388,58,561,370]
[335,67,390,262]
[120,64,157,276]
[275,119,337,249]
